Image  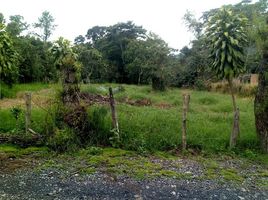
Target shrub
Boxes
[152,76,166,91]
[63,105,91,142]
[0,83,16,98]
[47,128,79,152]
[194,79,210,91]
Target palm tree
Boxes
[205,7,248,148]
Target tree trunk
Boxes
[254,50,268,153]
[228,78,240,148]
[138,69,143,85]
[25,93,32,134]
[182,94,190,151]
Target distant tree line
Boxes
[0,0,267,91]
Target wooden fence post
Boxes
[182,94,190,151]
[25,92,32,134]
[109,87,119,133]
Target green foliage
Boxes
[51,37,81,104]
[151,76,166,91]
[123,39,151,84]
[15,36,57,83]
[76,47,108,83]
[87,106,111,145]
[34,10,56,42]
[10,106,22,120]
[6,15,29,37]
[47,128,79,152]
[0,24,19,86]
[85,21,147,83]
[205,7,248,79]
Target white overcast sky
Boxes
[1,0,242,50]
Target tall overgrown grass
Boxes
[209,82,257,97]
[0,83,259,153]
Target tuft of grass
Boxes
[0,144,19,153]
[198,97,218,105]
[220,168,244,183]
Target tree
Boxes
[183,10,203,38]
[253,14,268,153]
[205,7,248,148]
[34,11,56,42]
[51,37,81,104]
[86,26,107,45]
[16,36,56,83]
[123,39,151,85]
[0,23,19,87]
[6,15,29,37]
[74,35,86,45]
[0,13,5,24]
[146,33,171,91]
[86,21,147,83]
[77,47,108,83]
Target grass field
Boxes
[0,83,259,155]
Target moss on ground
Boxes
[1,145,267,186]
[220,168,244,183]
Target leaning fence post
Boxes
[182,93,190,151]
[109,87,119,133]
[25,92,32,134]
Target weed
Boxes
[220,168,244,183]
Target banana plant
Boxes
[0,23,18,87]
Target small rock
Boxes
[134,194,142,200]
[146,186,150,189]
[74,174,79,177]
[171,185,176,188]
[238,196,245,200]
[171,191,176,196]
[19,181,26,187]
[241,188,246,192]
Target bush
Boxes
[194,79,209,91]
[152,76,166,91]
[47,128,79,152]
[63,105,91,142]
[0,83,16,99]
